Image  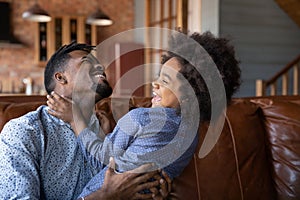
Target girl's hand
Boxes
[47,91,87,136]
[47,91,74,123]
[96,110,114,135]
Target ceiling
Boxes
[274,0,300,27]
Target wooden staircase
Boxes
[274,0,300,28]
[256,55,300,96]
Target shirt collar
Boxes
[46,106,99,131]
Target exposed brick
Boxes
[0,0,134,94]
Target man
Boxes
[0,42,169,199]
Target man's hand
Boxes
[150,170,172,200]
[84,157,161,200]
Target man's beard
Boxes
[92,79,113,99]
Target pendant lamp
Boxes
[22,3,51,22]
[86,8,113,26]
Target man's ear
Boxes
[54,72,67,85]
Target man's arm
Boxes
[0,120,41,199]
[82,157,169,200]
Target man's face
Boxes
[64,50,112,102]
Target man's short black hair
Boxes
[44,41,95,94]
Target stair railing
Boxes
[256,54,300,96]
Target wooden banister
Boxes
[256,54,300,96]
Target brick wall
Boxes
[0,0,134,94]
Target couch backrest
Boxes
[170,98,276,199]
[171,96,300,200]
[0,95,47,132]
[251,96,300,200]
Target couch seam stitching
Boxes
[226,114,244,200]
[193,154,201,199]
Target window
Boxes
[144,0,188,96]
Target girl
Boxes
[47,30,241,199]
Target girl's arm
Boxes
[47,92,108,168]
[47,91,87,136]
[47,92,112,136]
[46,92,136,168]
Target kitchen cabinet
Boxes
[35,16,97,66]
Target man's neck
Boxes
[78,99,95,122]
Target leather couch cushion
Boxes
[0,95,47,132]
[253,97,300,199]
[171,98,276,199]
[0,101,46,132]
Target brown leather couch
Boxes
[0,95,299,200]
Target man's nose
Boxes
[94,64,105,71]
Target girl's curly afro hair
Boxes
[162,30,241,122]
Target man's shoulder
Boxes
[10,105,47,122]
[1,105,50,133]
[0,105,50,148]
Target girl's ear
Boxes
[54,72,67,84]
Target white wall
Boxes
[220,0,300,97]
[188,0,201,33]
[200,0,219,36]
[134,0,145,43]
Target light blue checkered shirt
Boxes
[77,107,199,198]
[0,105,99,200]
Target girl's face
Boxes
[151,57,182,108]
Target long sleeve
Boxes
[0,106,94,200]
[77,107,198,198]
[77,111,139,170]
[0,119,41,200]
[77,107,190,174]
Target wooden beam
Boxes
[91,25,97,46]
[270,82,277,96]
[256,79,265,96]
[168,0,172,29]
[145,0,152,97]
[77,16,85,43]
[176,0,182,27]
[47,19,55,59]
[182,0,188,30]
[282,73,288,95]
[294,63,299,95]
[62,16,70,45]
[34,23,39,64]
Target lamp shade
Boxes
[22,3,51,22]
[86,9,113,26]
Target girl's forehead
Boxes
[162,57,182,73]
